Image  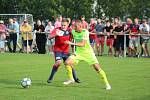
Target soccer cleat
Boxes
[75,78,81,83]
[63,79,75,85]
[47,79,52,83]
[106,84,111,90]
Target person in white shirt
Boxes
[139,19,150,57]
[45,21,54,54]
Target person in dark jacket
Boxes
[34,20,46,54]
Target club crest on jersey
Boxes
[65,31,69,35]
[59,30,64,36]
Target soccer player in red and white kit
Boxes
[47,18,80,83]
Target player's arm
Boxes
[90,32,96,34]
[65,39,86,47]
[65,33,87,47]
[48,29,59,39]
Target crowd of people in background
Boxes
[0,15,150,57]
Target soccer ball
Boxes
[21,78,31,88]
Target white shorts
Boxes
[0,40,5,48]
[47,39,55,46]
[129,38,139,48]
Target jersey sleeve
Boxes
[50,29,56,37]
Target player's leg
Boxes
[85,53,111,90]
[92,63,111,90]
[63,53,80,83]
[63,57,75,85]
[47,52,62,83]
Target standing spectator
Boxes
[34,20,46,54]
[129,18,140,57]
[112,17,119,56]
[13,18,22,51]
[113,21,124,57]
[7,18,17,53]
[139,19,150,57]
[81,15,88,29]
[126,18,133,56]
[70,19,76,30]
[89,18,96,51]
[20,20,33,53]
[0,20,7,53]
[123,23,130,57]
[44,21,54,54]
[95,18,105,56]
[104,20,114,56]
[54,15,62,28]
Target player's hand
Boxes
[64,41,72,45]
[64,40,70,44]
[56,29,62,36]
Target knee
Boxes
[93,64,101,72]
[64,60,70,65]
[65,59,72,66]
[55,60,62,66]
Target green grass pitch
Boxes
[0,53,150,100]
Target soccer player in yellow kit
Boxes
[64,20,111,90]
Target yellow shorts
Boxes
[69,53,99,65]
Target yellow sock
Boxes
[98,69,109,85]
[66,65,74,80]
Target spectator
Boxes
[44,21,54,54]
[0,20,7,53]
[89,18,96,51]
[13,18,22,51]
[112,17,119,56]
[113,21,124,57]
[7,18,17,53]
[81,15,88,29]
[95,18,105,56]
[139,19,150,57]
[126,18,133,56]
[129,18,140,57]
[34,20,46,54]
[20,20,33,53]
[104,20,114,56]
[54,15,62,28]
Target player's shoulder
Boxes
[82,29,88,32]
[82,29,89,34]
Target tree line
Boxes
[0,0,149,20]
